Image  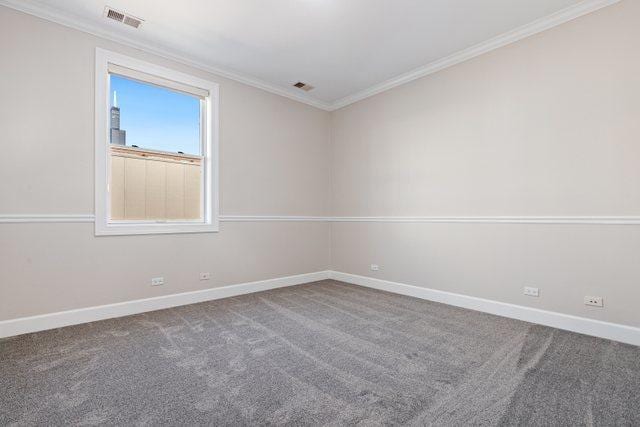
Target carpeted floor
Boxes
[1,280,639,426]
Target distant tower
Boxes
[110,91,126,145]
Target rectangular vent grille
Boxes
[104,7,143,29]
[293,82,314,92]
[106,9,124,22]
[123,16,143,28]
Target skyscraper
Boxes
[110,91,126,145]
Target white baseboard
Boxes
[0,271,330,339]
[4,269,638,347]
[329,271,640,347]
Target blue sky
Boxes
[110,75,201,155]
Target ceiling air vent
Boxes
[104,6,144,29]
[293,82,314,92]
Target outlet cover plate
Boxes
[151,277,164,286]
[584,296,603,307]
[524,286,539,297]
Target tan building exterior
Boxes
[110,146,202,220]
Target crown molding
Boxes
[0,0,333,111]
[329,0,622,110]
[1,0,621,112]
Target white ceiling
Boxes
[2,0,617,109]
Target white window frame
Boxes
[94,48,219,236]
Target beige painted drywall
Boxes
[330,0,640,326]
[0,6,331,320]
[1,222,329,320]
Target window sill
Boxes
[95,221,219,236]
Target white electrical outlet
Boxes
[370,264,380,271]
[200,272,211,281]
[151,277,164,286]
[523,286,539,297]
[584,296,603,307]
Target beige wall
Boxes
[0,6,331,320]
[330,0,640,326]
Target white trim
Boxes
[94,48,219,236]
[220,215,330,222]
[0,0,331,111]
[0,0,620,111]
[0,214,95,223]
[329,216,640,225]
[221,215,640,225]
[108,63,210,98]
[329,271,640,347]
[3,215,640,225]
[330,0,622,110]
[1,268,637,345]
[0,271,330,338]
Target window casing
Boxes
[95,48,219,235]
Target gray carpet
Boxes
[1,280,639,426]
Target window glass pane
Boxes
[109,74,201,155]
[108,73,203,222]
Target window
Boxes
[95,49,219,235]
